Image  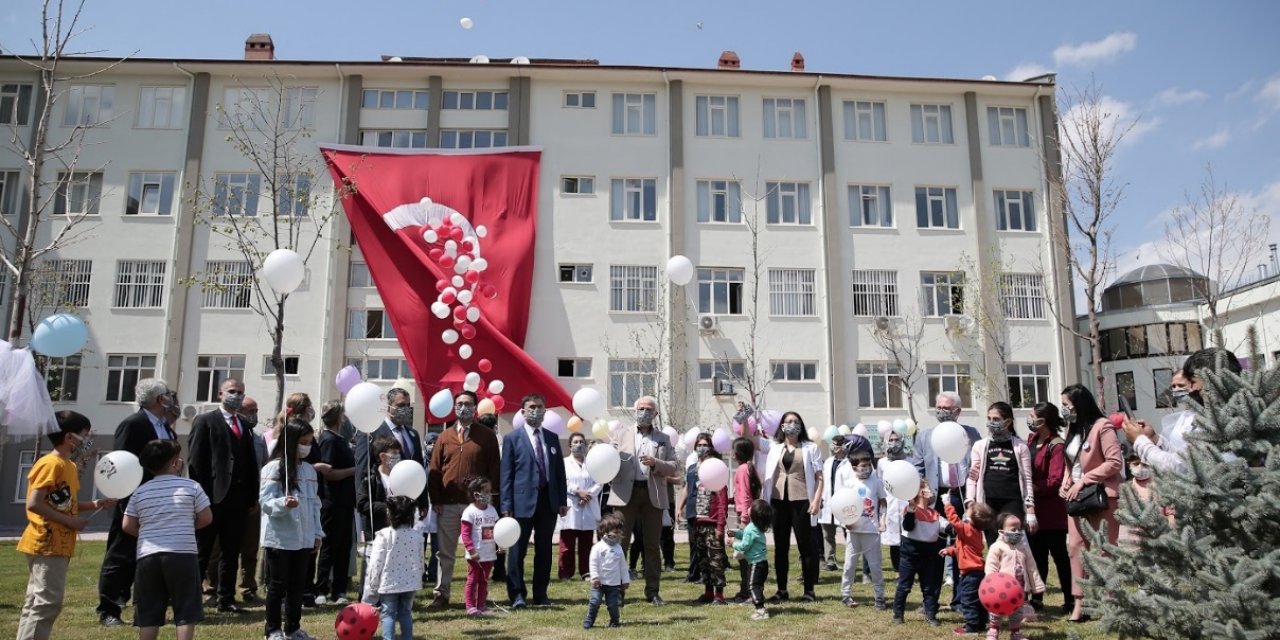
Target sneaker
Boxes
[767,591,789,603]
[944,576,955,587]
[926,616,941,627]
[607,622,621,628]
[842,596,857,608]
[891,616,905,625]
[100,615,125,628]
[711,598,728,606]
[986,628,1000,640]
[751,609,770,621]
[287,631,316,640]
[695,593,714,604]
[467,607,482,616]
[731,593,750,604]
[427,594,449,610]
[333,596,350,606]
[265,632,287,640]
[801,592,817,603]
[313,595,328,606]
[862,574,871,584]
[825,562,838,571]
[242,591,260,604]
[875,597,886,611]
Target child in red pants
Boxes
[460,477,499,616]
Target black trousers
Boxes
[197,490,249,607]
[264,548,310,635]
[506,487,557,603]
[315,503,354,599]
[770,499,818,594]
[97,500,136,619]
[662,503,676,569]
[1029,528,1072,601]
[982,497,1026,545]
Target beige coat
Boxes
[606,426,678,509]
[985,538,1046,596]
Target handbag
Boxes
[1065,482,1108,516]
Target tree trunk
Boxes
[1090,312,1105,405]
[272,297,287,415]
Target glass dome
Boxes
[1101,264,1210,311]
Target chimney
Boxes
[1270,243,1278,276]
[791,52,805,72]
[717,50,740,70]
[244,33,275,61]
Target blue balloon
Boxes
[31,314,88,357]
[823,425,840,442]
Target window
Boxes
[360,130,429,148]
[695,95,740,137]
[1154,368,1175,408]
[910,104,954,144]
[213,173,261,217]
[361,89,429,110]
[202,261,253,309]
[1127,325,1148,357]
[851,269,899,316]
[1147,324,1169,356]
[284,87,318,129]
[349,262,372,287]
[921,272,965,316]
[63,84,114,126]
[987,106,1030,147]
[766,182,811,224]
[698,360,745,381]
[15,450,39,503]
[1000,274,1045,319]
[995,190,1036,231]
[561,176,595,195]
[0,270,5,303]
[768,268,816,316]
[0,170,18,216]
[195,355,245,403]
[857,362,903,409]
[1116,371,1137,412]
[697,180,742,223]
[558,264,593,283]
[849,185,893,227]
[442,90,508,110]
[1,83,33,125]
[113,260,166,308]
[608,359,657,408]
[125,172,176,215]
[36,354,81,402]
[609,265,657,312]
[927,363,973,408]
[277,175,311,217]
[45,259,92,307]
[557,358,592,378]
[609,178,657,222]
[563,92,596,108]
[106,354,157,402]
[915,186,960,229]
[772,361,818,382]
[263,355,300,376]
[697,268,744,315]
[54,172,102,216]
[439,129,508,149]
[843,100,887,142]
[611,93,656,135]
[347,357,410,380]
[220,87,271,130]
[1006,363,1050,408]
[763,98,806,139]
[136,86,187,129]
[346,309,397,339]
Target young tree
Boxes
[187,73,342,413]
[1081,330,1280,638]
[1160,164,1270,346]
[952,253,1035,405]
[868,314,928,422]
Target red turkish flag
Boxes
[320,145,570,411]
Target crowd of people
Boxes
[13,347,1240,640]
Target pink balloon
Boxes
[711,427,732,453]
[542,411,566,437]
[608,420,622,437]
[731,420,743,436]
[698,458,730,492]
[758,410,782,437]
[335,365,361,394]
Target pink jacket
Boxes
[733,462,758,525]
[985,538,1046,596]
[1062,418,1125,499]
[964,437,1035,510]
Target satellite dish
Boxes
[511,56,531,65]
[469,55,490,64]
[388,56,403,62]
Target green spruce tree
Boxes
[1081,332,1280,639]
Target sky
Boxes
[2,0,1279,291]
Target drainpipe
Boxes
[812,74,838,429]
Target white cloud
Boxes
[1192,128,1231,151]
[1061,95,1161,148]
[1053,32,1138,67]
[1226,79,1257,101]
[1152,87,1209,107]
[1256,75,1280,112]
[1003,62,1053,82]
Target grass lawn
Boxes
[0,541,1114,639]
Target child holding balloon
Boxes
[983,513,1044,640]
[690,433,730,605]
[460,477,500,616]
[260,420,324,640]
[940,502,994,635]
[837,449,887,610]
[362,496,423,640]
[892,479,943,626]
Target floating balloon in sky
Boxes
[460,17,474,29]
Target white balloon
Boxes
[682,428,701,450]
[423,229,438,243]
[572,388,606,421]
[460,17,475,30]
[346,382,386,433]
[442,329,459,344]
[456,256,472,271]
[262,249,305,294]
[476,225,488,238]
[883,459,922,501]
[427,217,442,229]
[459,344,473,359]
[444,241,458,258]
[388,460,427,499]
[488,379,505,394]
[666,255,694,286]
[828,488,861,526]
[465,372,481,388]
[585,445,621,483]
[452,276,465,288]
[471,258,488,272]
[807,426,822,442]
[493,517,521,549]
[429,387,454,418]
[450,212,466,225]
[852,423,869,438]
[466,306,481,323]
[431,302,449,319]
[454,260,469,275]
[932,421,970,465]
[698,458,730,492]
[838,424,852,436]
[95,451,143,499]
[457,290,473,305]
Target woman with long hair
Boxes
[761,411,823,602]
[1026,401,1072,613]
[963,402,1035,544]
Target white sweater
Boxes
[361,526,424,602]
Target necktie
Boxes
[230,415,242,439]
[396,427,413,460]
[830,458,841,496]
[533,428,547,487]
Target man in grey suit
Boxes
[606,395,678,606]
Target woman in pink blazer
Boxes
[1057,384,1123,623]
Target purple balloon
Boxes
[711,427,732,453]
[542,411,567,437]
[758,410,782,437]
[335,365,361,394]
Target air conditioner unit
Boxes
[874,316,892,332]
[181,404,199,420]
[944,315,965,332]
[698,314,719,333]
[713,378,735,396]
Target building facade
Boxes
[0,40,1078,531]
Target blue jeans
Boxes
[958,570,988,630]
[379,591,414,640]
[583,585,621,628]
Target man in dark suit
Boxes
[188,378,259,614]
[353,387,425,500]
[97,378,177,627]
[500,394,569,608]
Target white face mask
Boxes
[296,444,311,458]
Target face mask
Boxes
[855,465,873,480]
[988,421,1013,442]
[383,453,401,468]
[222,392,244,411]
[885,440,904,456]
[424,445,434,459]
[392,405,414,427]
[525,407,545,428]
[455,405,476,422]
[782,423,801,437]
[163,394,181,421]
[1062,408,1076,424]
[571,443,586,456]
[305,408,316,423]
[473,493,490,506]
[935,408,956,423]
[919,490,934,503]
[296,444,311,458]
[603,533,619,546]
[1026,417,1041,431]
[241,414,259,429]
[634,408,655,427]
[69,433,93,462]
[1130,465,1152,481]
[695,445,712,458]
[1001,530,1024,546]
[1171,389,1191,406]
[172,457,185,474]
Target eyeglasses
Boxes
[455,403,476,409]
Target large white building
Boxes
[0,37,1079,531]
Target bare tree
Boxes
[869,314,928,422]
[1,0,133,345]
[953,252,1034,403]
[186,73,344,413]
[1044,79,1137,402]
[1160,164,1270,345]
